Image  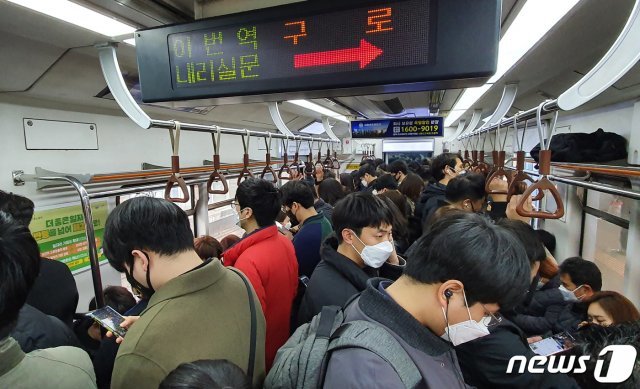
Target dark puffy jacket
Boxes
[11,304,80,353]
[530,128,627,163]
[313,199,334,224]
[416,182,447,223]
[456,319,579,388]
[26,258,79,327]
[296,235,404,327]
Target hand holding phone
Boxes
[529,332,575,356]
[87,306,128,338]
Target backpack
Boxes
[530,128,627,163]
[265,305,422,389]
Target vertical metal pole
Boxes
[194,183,210,237]
[65,176,105,308]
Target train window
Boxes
[581,191,630,294]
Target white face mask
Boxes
[361,179,368,188]
[234,207,250,229]
[440,289,490,346]
[351,232,393,268]
[558,284,583,301]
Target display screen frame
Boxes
[135,0,500,103]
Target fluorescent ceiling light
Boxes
[6,0,136,37]
[288,100,349,123]
[299,121,326,134]
[444,84,492,127]
[445,0,580,127]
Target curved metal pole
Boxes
[35,176,105,308]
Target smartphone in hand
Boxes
[87,305,128,338]
[529,332,575,356]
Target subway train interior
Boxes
[2,0,640,387]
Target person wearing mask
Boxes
[0,213,96,388]
[104,197,266,389]
[0,190,79,326]
[297,192,405,326]
[194,235,223,260]
[280,181,332,278]
[510,257,602,336]
[318,178,346,207]
[322,212,531,388]
[389,160,409,187]
[358,163,378,193]
[416,153,465,223]
[222,178,297,370]
[455,219,579,388]
[444,173,486,213]
[583,291,640,326]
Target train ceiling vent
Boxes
[368,97,405,115]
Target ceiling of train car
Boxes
[0,0,637,138]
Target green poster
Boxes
[29,201,109,273]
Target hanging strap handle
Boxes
[304,139,315,176]
[278,136,292,180]
[238,130,254,184]
[485,121,509,195]
[516,102,564,219]
[315,140,323,167]
[207,126,229,195]
[164,121,190,203]
[331,142,341,169]
[260,133,277,183]
[323,142,332,168]
[507,116,536,201]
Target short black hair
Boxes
[569,321,640,389]
[445,173,485,203]
[405,212,530,310]
[372,174,398,191]
[559,257,602,291]
[0,191,35,227]
[280,180,315,209]
[0,212,41,337]
[496,219,546,266]
[535,229,556,256]
[389,160,409,175]
[339,173,356,193]
[89,286,136,314]
[431,153,461,181]
[103,197,195,273]
[159,359,250,389]
[318,179,346,206]
[358,163,377,178]
[236,178,281,228]
[332,192,394,244]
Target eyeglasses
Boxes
[482,305,503,327]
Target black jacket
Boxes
[296,235,404,327]
[416,182,447,223]
[314,199,333,224]
[11,304,80,353]
[456,319,579,388]
[26,258,79,326]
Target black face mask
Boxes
[125,252,155,298]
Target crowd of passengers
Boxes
[1,152,639,389]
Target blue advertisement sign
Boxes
[351,117,443,138]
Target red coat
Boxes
[223,225,298,370]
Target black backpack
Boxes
[530,128,627,163]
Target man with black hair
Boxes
[510,257,602,336]
[104,197,266,389]
[223,178,297,370]
[358,163,378,193]
[0,213,96,388]
[371,173,399,194]
[455,219,578,388]
[297,192,405,326]
[322,212,531,388]
[416,153,464,223]
[0,190,78,326]
[389,160,409,186]
[281,181,332,278]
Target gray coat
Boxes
[323,279,471,389]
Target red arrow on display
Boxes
[294,39,383,69]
